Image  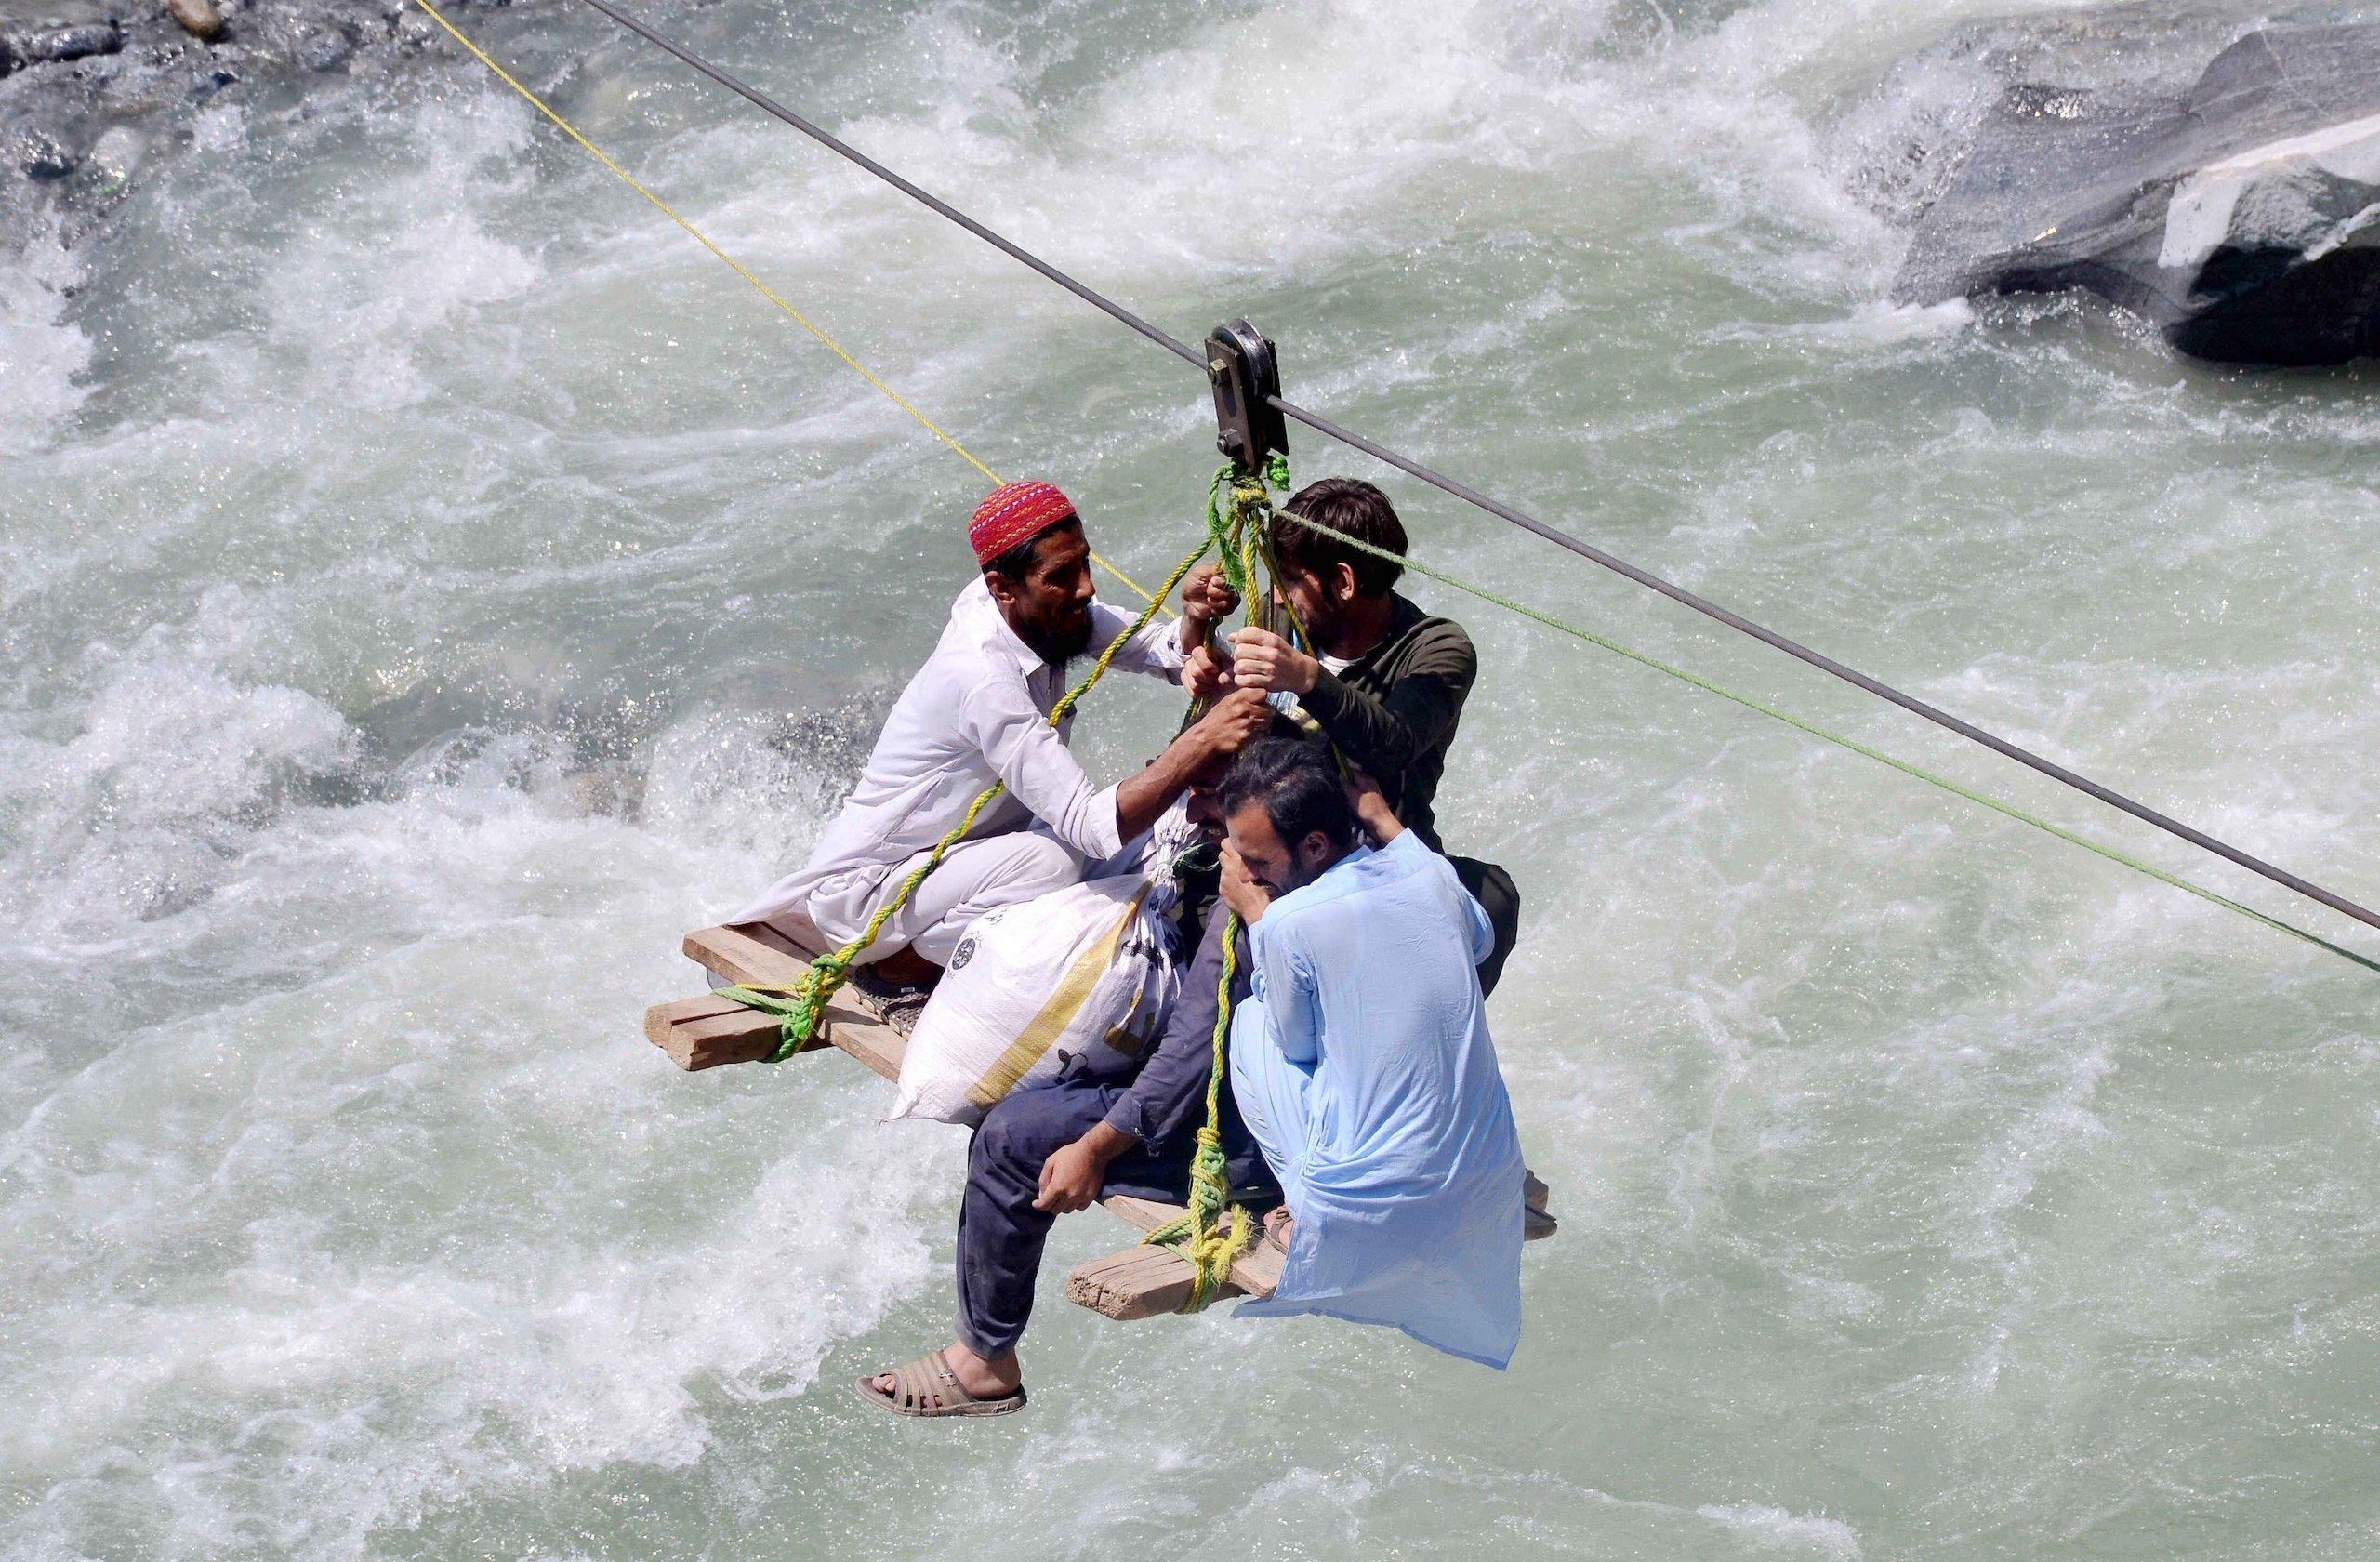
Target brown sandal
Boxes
[853,1349,1027,1418]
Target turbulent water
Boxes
[8,0,2380,1555]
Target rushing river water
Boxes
[9,0,2380,1555]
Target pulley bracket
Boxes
[1206,319,1288,477]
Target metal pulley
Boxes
[1205,320,1288,477]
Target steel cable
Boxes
[553,0,2380,939]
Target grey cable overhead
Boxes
[564,0,2380,939]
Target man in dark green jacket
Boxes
[1183,478,1522,994]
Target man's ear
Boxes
[1297,829,1334,871]
[983,569,1020,608]
[1329,561,1362,605]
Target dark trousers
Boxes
[1449,855,1521,997]
[953,1076,1200,1359]
[951,853,1512,1359]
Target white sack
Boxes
[890,808,1199,1126]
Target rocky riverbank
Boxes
[0,0,506,256]
[1884,4,2380,364]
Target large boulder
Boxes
[1895,20,2380,364]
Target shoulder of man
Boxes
[1387,594,1475,666]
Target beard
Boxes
[1280,589,1345,656]
[1015,602,1096,666]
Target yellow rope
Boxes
[407,0,1161,608]
[1140,910,1260,1307]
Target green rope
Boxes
[1269,510,2380,976]
[1141,910,1258,1308]
[717,534,1217,1059]
[1203,454,1289,603]
[1141,455,1304,1311]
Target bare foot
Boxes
[866,1340,1020,1401]
[1263,1205,1295,1252]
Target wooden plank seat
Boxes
[643,921,1554,1318]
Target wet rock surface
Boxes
[1893,7,2380,365]
[0,0,523,254]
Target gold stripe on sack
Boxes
[966,884,1150,1109]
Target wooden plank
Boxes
[642,993,787,1071]
[1067,1185,1553,1322]
[641,991,910,1080]
[655,920,1545,1324]
[648,921,910,1080]
[681,921,821,990]
[818,999,906,1083]
[1074,1196,1284,1302]
[1064,1207,1287,1318]
[1065,1244,1212,1320]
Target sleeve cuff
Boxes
[1301,668,1352,721]
[1100,1099,1148,1143]
[1083,781,1125,859]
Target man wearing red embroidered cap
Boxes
[731,480,1268,1003]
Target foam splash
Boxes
[8,0,2380,1555]
[0,229,92,456]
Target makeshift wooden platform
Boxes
[644,920,1554,1319]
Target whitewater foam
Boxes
[9,0,2380,1556]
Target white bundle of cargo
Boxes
[890,812,1201,1126]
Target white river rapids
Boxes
[6,0,2380,1556]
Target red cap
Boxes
[969,480,1077,567]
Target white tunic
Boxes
[733,577,1183,927]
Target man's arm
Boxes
[1353,774,1491,961]
[1347,771,1405,848]
[1091,598,1188,682]
[1095,556,1241,683]
[1033,1119,1137,1213]
[964,682,1267,857]
[1178,563,1238,659]
[963,672,1134,859]
[1231,620,1476,780]
[1249,904,1320,1066]
[1112,689,1269,841]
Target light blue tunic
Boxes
[1228,832,1526,1369]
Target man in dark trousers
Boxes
[853,791,1270,1418]
[1189,477,1521,994]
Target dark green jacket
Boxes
[1299,593,1475,852]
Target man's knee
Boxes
[968,1083,1095,1189]
[1000,832,1086,897]
[968,1100,1042,1185]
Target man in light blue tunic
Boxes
[1216,738,1526,1369]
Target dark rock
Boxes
[1896,19,2380,364]
[10,125,75,179]
[12,21,126,65]
[293,21,352,71]
[0,0,553,259]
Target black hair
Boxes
[1218,736,1355,854]
[1270,477,1407,597]
[982,515,1079,584]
